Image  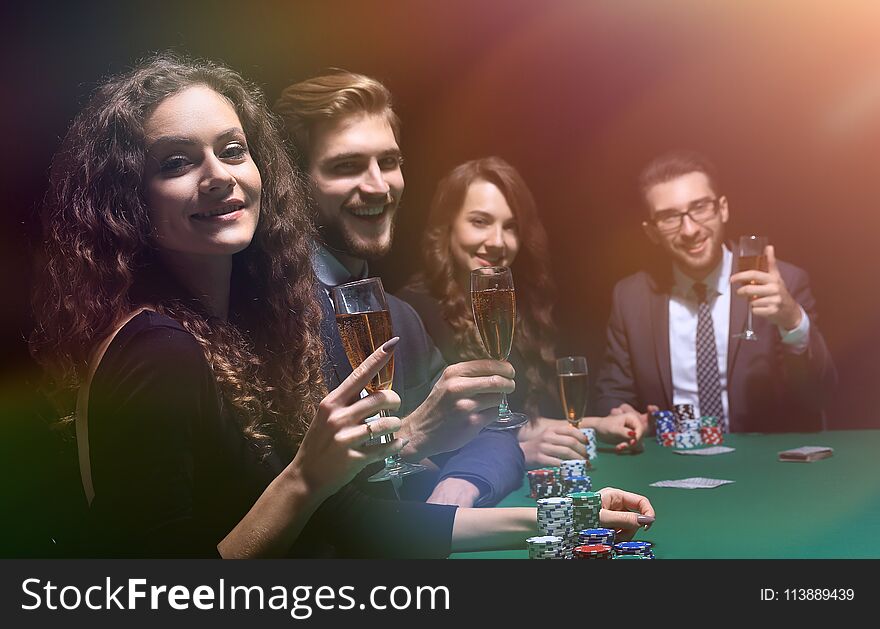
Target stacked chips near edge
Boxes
[527,535,566,559]
[614,541,655,559]
[564,475,592,494]
[674,403,696,424]
[573,544,613,559]
[677,418,703,448]
[674,431,700,449]
[580,427,598,460]
[526,468,547,499]
[653,410,677,447]
[528,467,562,499]
[700,415,723,444]
[567,491,601,531]
[578,527,615,547]
[537,497,574,554]
[559,459,588,480]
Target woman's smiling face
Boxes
[449,179,520,279]
[142,85,262,259]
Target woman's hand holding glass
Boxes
[517,416,588,468]
[291,339,406,500]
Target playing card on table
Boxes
[673,446,736,456]
[777,446,834,462]
[649,477,735,489]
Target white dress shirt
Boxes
[669,246,810,427]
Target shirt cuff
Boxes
[779,306,810,353]
[441,475,492,507]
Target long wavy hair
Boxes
[30,53,326,452]
[406,157,557,416]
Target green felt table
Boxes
[451,430,880,559]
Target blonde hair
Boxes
[274,69,400,167]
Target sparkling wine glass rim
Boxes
[333,276,385,290]
[470,265,510,276]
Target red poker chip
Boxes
[573,544,612,556]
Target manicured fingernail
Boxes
[628,431,636,437]
[381,337,400,352]
[637,515,655,525]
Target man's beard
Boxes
[671,228,724,277]
[317,212,397,262]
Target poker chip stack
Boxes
[559,459,589,480]
[527,535,567,559]
[578,527,615,547]
[676,418,703,449]
[564,475,592,494]
[673,431,701,449]
[528,467,562,499]
[567,491,602,531]
[674,403,696,425]
[537,497,575,555]
[579,428,598,460]
[614,541,655,559]
[652,410,677,447]
[572,544,613,559]
[700,416,724,445]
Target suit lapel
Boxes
[649,276,673,408]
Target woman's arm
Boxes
[451,507,537,552]
[449,487,656,553]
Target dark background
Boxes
[2,0,878,433]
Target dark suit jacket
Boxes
[318,286,525,505]
[595,254,837,432]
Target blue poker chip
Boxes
[581,528,614,536]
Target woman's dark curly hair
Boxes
[406,157,557,417]
[30,52,326,451]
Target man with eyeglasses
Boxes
[595,150,836,433]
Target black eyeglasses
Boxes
[646,198,720,233]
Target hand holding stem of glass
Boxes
[556,356,589,428]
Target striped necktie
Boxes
[693,282,726,432]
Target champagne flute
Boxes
[733,235,769,342]
[470,266,528,430]
[331,278,425,482]
[556,356,589,428]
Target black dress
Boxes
[84,311,456,558]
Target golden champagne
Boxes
[738,254,768,274]
[335,310,394,393]
[558,372,589,426]
[472,288,516,360]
